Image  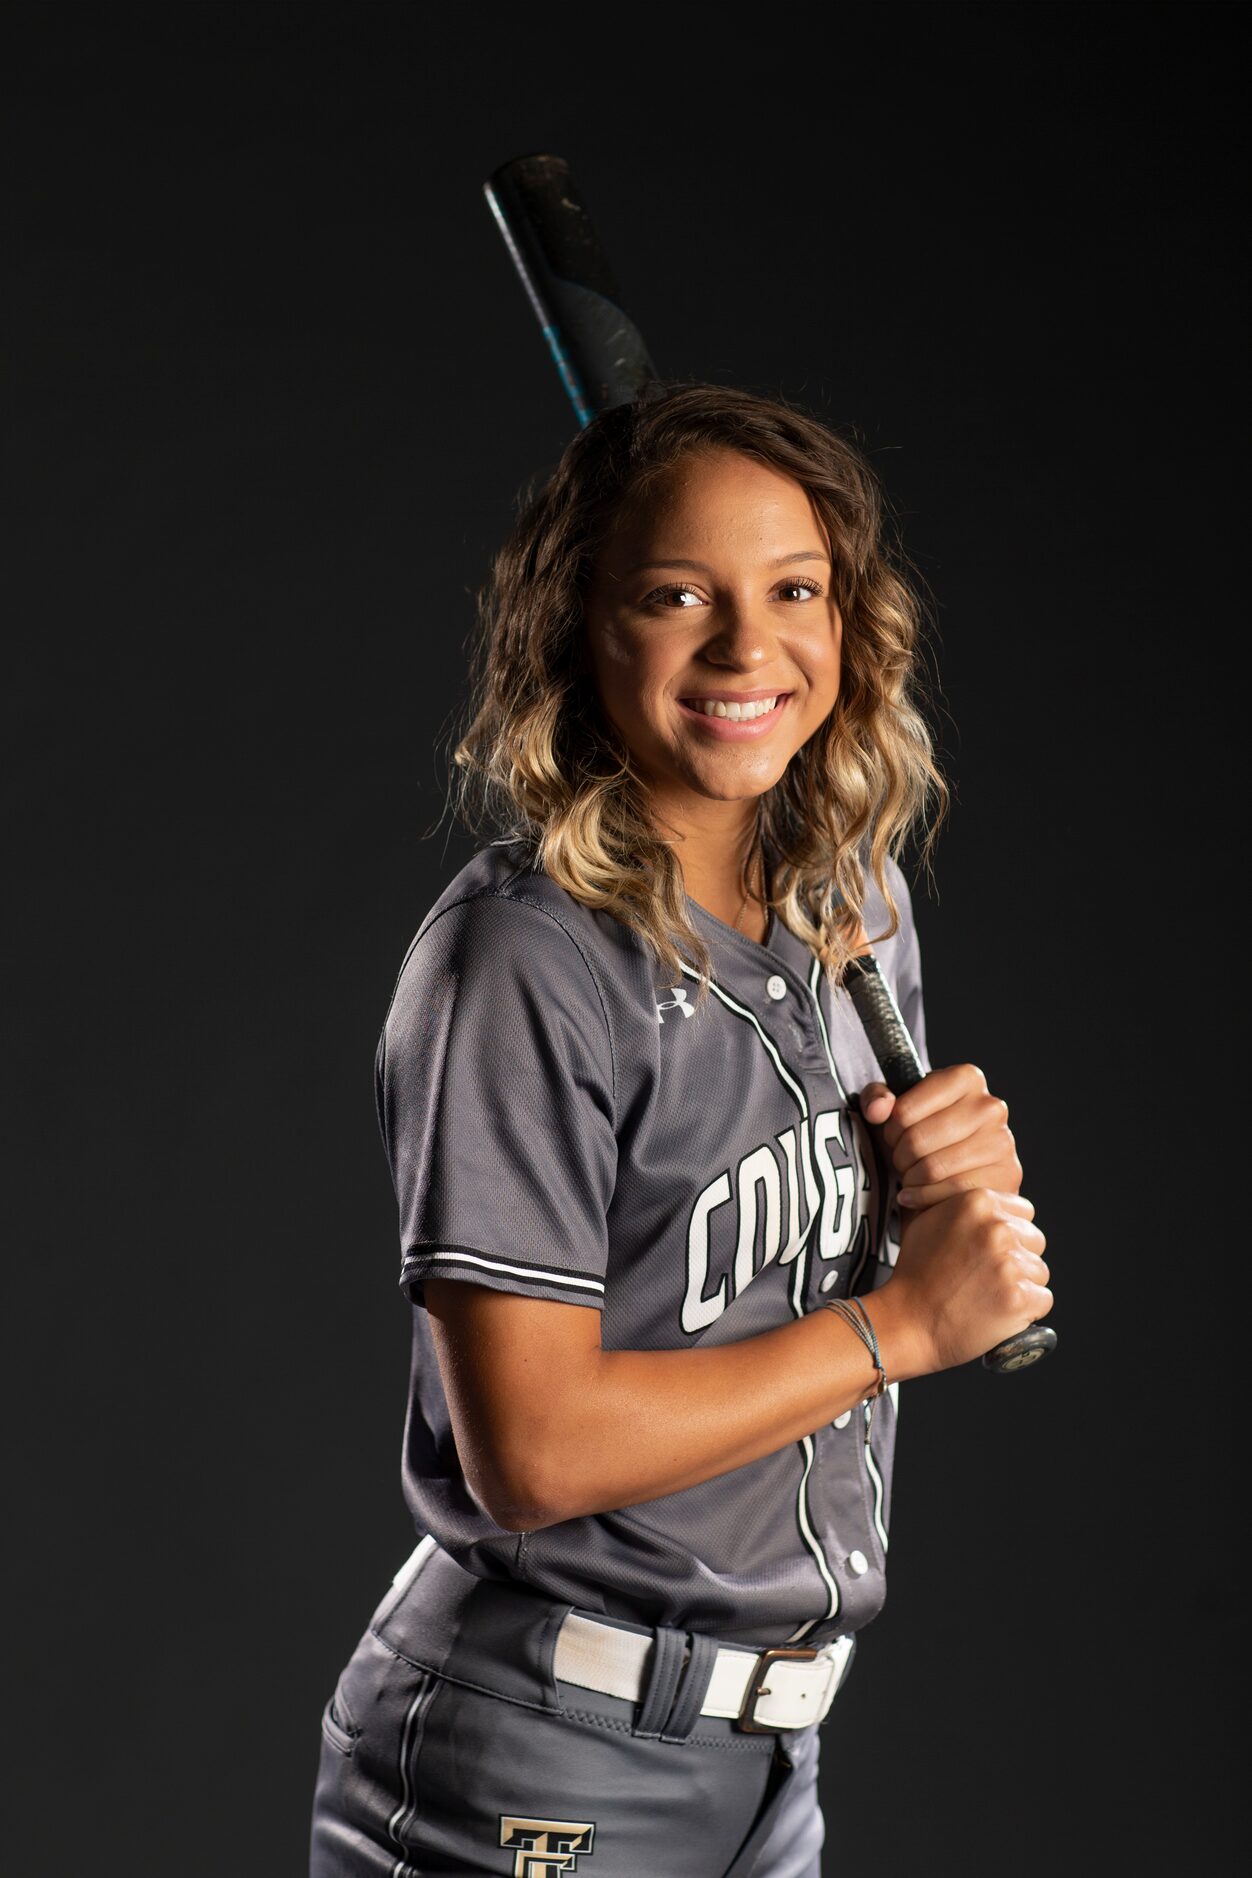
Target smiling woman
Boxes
[309,384,1052,1878]
[456,386,946,986]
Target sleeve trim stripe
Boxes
[405,1248,607,1294]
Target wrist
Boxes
[861,1276,935,1383]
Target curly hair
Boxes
[454,383,948,986]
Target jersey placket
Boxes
[709,938,891,1641]
[749,943,895,1637]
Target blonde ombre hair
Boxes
[455,384,948,986]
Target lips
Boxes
[676,692,792,738]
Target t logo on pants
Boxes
[498,1816,596,1876]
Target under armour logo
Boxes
[499,1816,596,1877]
[655,987,695,1024]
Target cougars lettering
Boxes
[681,1105,877,1333]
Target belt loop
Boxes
[660,1631,719,1743]
[633,1625,687,1739]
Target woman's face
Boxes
[584,449,842,818]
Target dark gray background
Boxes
[5,4,1241,1871]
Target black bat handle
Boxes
[843,954,1056,1375]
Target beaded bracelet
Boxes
[822,1296,887,1441]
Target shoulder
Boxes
[865,850,918,935]
[410,842,605,975]
[383,845,660,1090]
[861,848,924,989]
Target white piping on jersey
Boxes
[788,1125,821,1320]
[814,955,891,1559]
[681,966,811,1111]
[812,955,876,1295]
[786,1434,841,1642]
[864,1382,901,1558]
[420,1249,606,1295]
[680,964,839,1635]
[807,957,849,1102]
[388,1671,439,1878]
[863,1401,890,1555]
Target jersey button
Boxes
[766,974,787,1001]
[847,1550,869,1576]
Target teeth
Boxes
[698,696,778,720]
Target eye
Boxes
[776,577,824,602]
[642,584,706,610]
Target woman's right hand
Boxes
[876,1188,1052,1378]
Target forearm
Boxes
[430,1185,1047,1533]
[479,1279,928,1530]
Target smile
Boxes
[677,692,791,737]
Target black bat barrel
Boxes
[484,154,657,424]
[843,955,1057,1374]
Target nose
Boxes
[701,598,774,671]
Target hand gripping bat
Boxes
[484,153,1056,1375]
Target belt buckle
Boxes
[738,1646,822,1733]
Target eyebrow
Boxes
[622,551,832,576]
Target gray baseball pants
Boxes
[309,1542,831,1877]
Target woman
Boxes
[310,385,1051,1876]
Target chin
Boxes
[689,759,790,802]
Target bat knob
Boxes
[982,1324,1058,1374]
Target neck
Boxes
[651,791,767,938]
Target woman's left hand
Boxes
[859,1064,1023,1209]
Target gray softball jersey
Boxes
[375,841,930,1652]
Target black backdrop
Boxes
[5,5,1242,1872]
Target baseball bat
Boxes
[483,154,656,423]
[484,153,1055,1376]
[843,955,1056,1372]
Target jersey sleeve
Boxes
[375,892,617,1310]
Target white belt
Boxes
[553,1612,852,1733]
[392,1540,851,1733]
